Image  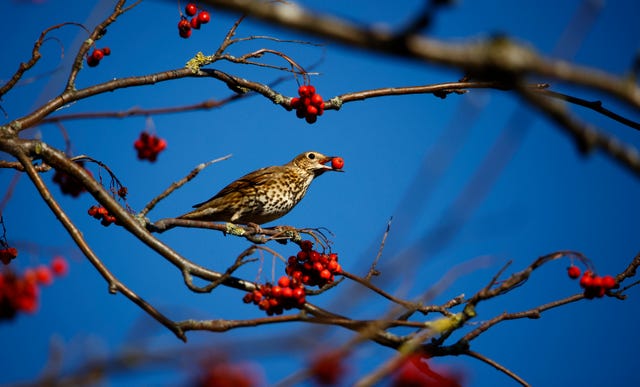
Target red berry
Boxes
[292,287,305,300]
[102,47,111,56]
[190,16,201,29]
[271,286,283,298]
[300,240,313,252]
[278,276,291,288]
[306,105,318,116]
[311,93,324,107]
[258,299,270,310]
[86,55,100,67]
[91,49,104,61]
[178,19,190,31]
[592,275,604,289]
[50,256,69,276]
[290,97,300,109]
[601,275,616,289]
[579,272,594,288]
[567,265,581,279]
[297,250,308,261]
[309,251,321,262]
[307,85,316,95]
[298,85,309,97]
[0,247,18,265]
[35,265,53,286]
[197,10,211,24]
[185,3,198,16]
[179,28,192,39]
[243,292,253,303]
[331,157,344,170]
[305,114,318,124]
[310,352,345,386]
[281,287,293,298]
[319,269,332,280]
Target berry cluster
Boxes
[309,351,346,386]
[134,132,167,162]
[286,240,342,287]
[290,85,325,124]
[567,265,616,299]
[243,241,342,315]
[52,163,91,197]
[0,256,69,320]
[0,247,17,265]
[178,3,211,38]
[392,354,464,387]
[195,358,260,387]
[86,47,111,67]
[88,205,120,226]
[243,275,306,316]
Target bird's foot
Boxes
[246,222,263,235]
[272,225,301,244]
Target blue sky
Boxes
[1,0,640,386]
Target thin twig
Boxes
[140,154,232,217]
[464,350,530,386]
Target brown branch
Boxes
[201,0,640,111]
[366,217,392,280]
[0,170,22,215]
[40,96,241,124]
[461,294,584,343]
[64,0,142,91]
[540,89,640,131]
[464,350,530,387]
[0,22,88,99]
[183,245,259,293]
[519,87,640,177]
[10,145,186,341]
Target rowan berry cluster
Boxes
[134,132,167,162]
[0,256,68,320]
[567,265,617,299]
[52,162,91,197]
[243,241,342,315]
[0,247,18,265]
[309,351,347,386]
[390,354,465,387]
[243,275,306,316]
[286,240,342,287]
[290,85,325,124]
[178,3,211,38]
[88,205,120,226]
[195,358,260,387]
[86,47,111,67]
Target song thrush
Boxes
[178,151,343,225]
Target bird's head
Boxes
[291,151,344,176]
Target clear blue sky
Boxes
[1,0,640,386]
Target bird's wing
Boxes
[191,166,278,208]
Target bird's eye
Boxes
[307,153,316,159]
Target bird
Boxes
[178,151,343,225]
